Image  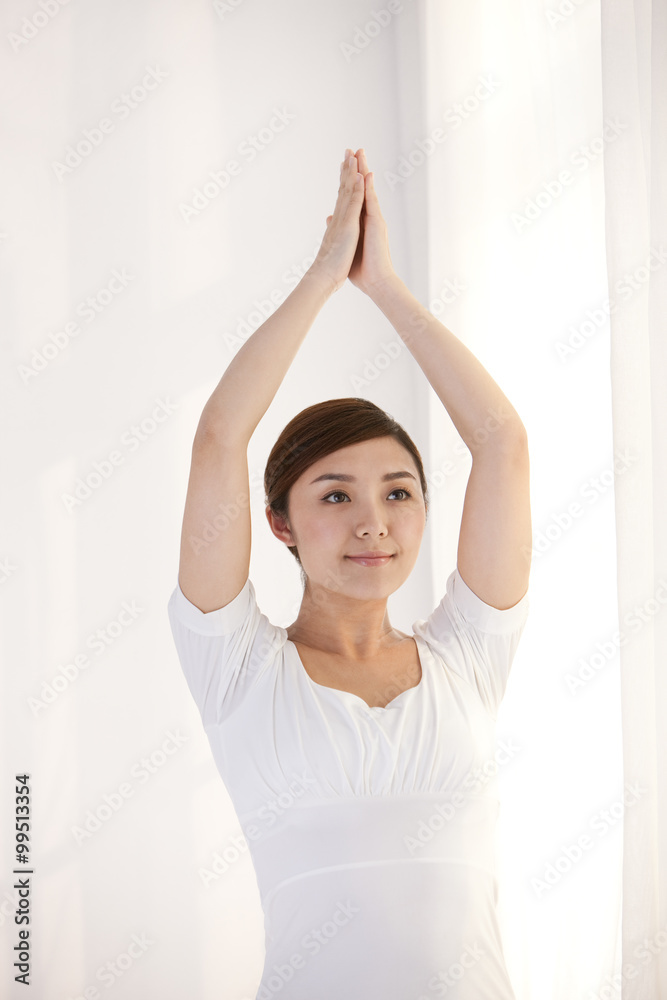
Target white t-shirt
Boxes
[167,567,529,1000]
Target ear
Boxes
[265,505,296,546]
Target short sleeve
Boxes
[412,567,529,719]
[167,578,285,728]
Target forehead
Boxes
[301,437,417,478]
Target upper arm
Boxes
[177,425,251,614]
[456,433,531,610]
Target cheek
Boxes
[297,509,343,545]
[400,508,427,542]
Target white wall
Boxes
[0,1,624,998]
[1,2,436,997]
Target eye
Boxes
[322,491,350,503]
[321,488,413,503]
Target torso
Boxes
[288,633,422,709]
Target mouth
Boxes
[345,554,395,566]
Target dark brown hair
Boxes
[264,398,429,575]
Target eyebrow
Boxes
[309,471,417,485]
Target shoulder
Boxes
[413,567,529,639]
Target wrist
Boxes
[303,265,338,299]
[365,270,403,304]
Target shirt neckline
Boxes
[284,633,427,712]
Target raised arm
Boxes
[177,149,365,613]
[349,148,531,611]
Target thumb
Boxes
[326,215,333,226]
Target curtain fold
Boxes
[421,2,666,996]
[600,2,667,996]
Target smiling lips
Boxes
[346,552,395,566]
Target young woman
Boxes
[168,148,532,1000]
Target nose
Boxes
[354,499,389,538]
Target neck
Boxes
[286,579,399,659]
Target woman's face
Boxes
[266,436,427,600]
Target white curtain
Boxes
[600,1,667,997]
[423,4,623,997]
[2,1,664,998]
[425,2,667,997]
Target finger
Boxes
[337,154,356,192]
[354,150,369,212]
[335,155,361,205]
[363,171,382,214]
[350,169,365,197]
[328,155,363,229]
[355,148,369,178]
[340,171,365,226]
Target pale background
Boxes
[1,1,665,998]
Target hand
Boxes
[345,148,396,296]
[308,149,365,294]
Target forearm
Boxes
[197,268,335,442]
[368,274,527,456]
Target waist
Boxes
[240,791,500,909]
